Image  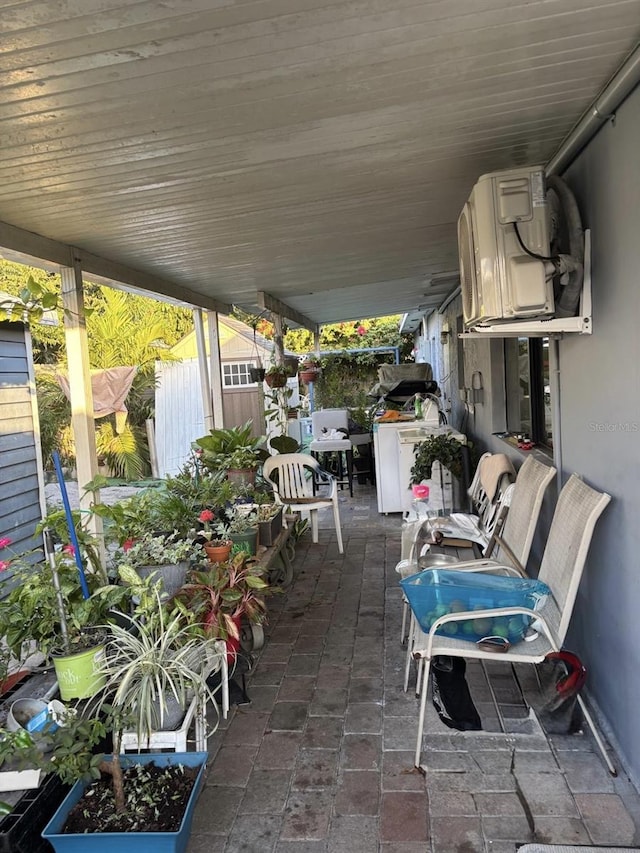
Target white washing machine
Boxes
[397,427,466,514]
[373,421,465,514]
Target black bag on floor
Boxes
[431,656,482,731]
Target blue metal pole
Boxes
[52,451,90,600]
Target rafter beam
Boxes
[257,291,317,333]
[0,220,231,314]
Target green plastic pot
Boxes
[228,528,258,557]
[53,645,106,701]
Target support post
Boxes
[272,314,285,367]
[270,314,289,436]
[146,419,159,478]
[193,309,214,431]
[59,260,104,556]
[206,310,225,428]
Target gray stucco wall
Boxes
[457,84,640,782]
[559,84,640,784]
[413,83,640,784]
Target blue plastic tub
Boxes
[400,569,550,643]
[41,752,207,853]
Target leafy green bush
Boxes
[312,353,382,412]
[410,434,465,484]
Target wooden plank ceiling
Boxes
[1,0,639,325]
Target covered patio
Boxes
[189,484,640,852]
[3,0,640,834]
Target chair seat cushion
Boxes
[309,439,352,451]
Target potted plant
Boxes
[95,594,223,744]
[248,322,266,382]
[410,433,465,484]
[255,502,284,547]
[169,553,271,662]
[88,488,163,547]
[90,466,229,547]
[35,509,107,583]
[348,403,375,484]
[114,533,196,598]
[193,421,268,486]
[248,360,266,383]
[268,433,301,454]
[225,508,259,557]
[298,356,322,384]
[196,509,232,563]
[164,463,228,510]
[41,593,222,850]
[0,728,45,792]
[264,365,289,388]
[0,539,130,702]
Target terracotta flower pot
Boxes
[226,468,256,487]
[204,541,232,563]
[299,368,321,384]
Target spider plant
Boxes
[90,590,223,813]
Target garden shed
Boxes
[155,314,300,477]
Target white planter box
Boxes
[0,767,42,792]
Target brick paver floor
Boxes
[188,483,640,852]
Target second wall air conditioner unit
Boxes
[458,165,555,327]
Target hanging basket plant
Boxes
[264,367,289,388]
[249,367,266,383]
[298,357,322,385]
[248,322,266,383]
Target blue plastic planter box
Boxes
[400,569,550,643]
[41,752,207,853]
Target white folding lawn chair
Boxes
[406,473,613,774]
[398,455,555,646]
[427,452,516,553]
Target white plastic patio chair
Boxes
[398,454,555,645]
[406,473,613,773]
[263,452,344,554]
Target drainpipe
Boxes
[549,337,563,494]
[546,42,640,175]
[544,44,640,488]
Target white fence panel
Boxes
[155,360,204,477]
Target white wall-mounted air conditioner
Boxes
[458,166,555,327]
